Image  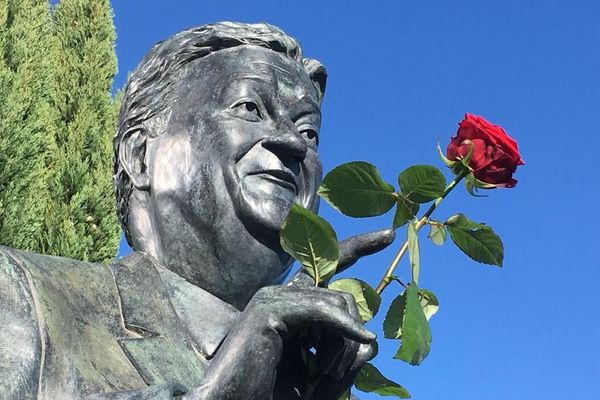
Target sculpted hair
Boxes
[113,22,327,244]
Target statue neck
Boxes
[127,191,292,310]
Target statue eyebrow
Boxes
[293,98,321,120]
[229,74,321,117]
[289,94,322,122]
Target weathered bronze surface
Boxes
[0,22,394,399]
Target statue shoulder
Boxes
[0,246,43,398]
[0,247,145,397]
[0,246,123,329]
[0,246,115,292]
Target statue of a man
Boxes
[0,22,393,399]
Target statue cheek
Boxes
[149,135,194,194]
[305,151,323,185]
[217,118,266,162]
[296,152,322,212]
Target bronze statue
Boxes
[0,22,394,399]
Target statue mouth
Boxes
[248,169,298,194]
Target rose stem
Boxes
[375,170,469,294]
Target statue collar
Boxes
[110,251,237,388]
[154,259,239,359]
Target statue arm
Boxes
[0,251,43,399]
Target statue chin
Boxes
[236,183,297,245]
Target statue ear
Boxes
[119,129,150,191]
[304,60,327,103]
[311,66,327,102]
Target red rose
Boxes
[446,113,524,188]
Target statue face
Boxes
[145,45,322,244]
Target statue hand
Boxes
[186,229,393,399]
[243,285,375,343]
[283,229,393,398]
[185,285,374,400]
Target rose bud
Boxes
[446,113,524,188]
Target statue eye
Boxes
[230,99,262,121]
[242,102,259,115]
[299,125,319,146]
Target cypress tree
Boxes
[0,1,9,215]
[0,0,58,252]
[45,0,120,262]
[0,0,120,263]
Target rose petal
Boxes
[447,113,523,188]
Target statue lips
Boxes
[248,169,299,195]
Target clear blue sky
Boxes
[112,1,600,399]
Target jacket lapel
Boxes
[110,252,206,389]
[155,266,239,360]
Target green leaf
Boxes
[384,288,439,327]
[383,284,432,365]
[329,278,381,322]
[280,204,339,285]
[318,161,396,217]
[418,289,439,321]
[398,165,446,203]
[428,223,447,246]
[383,290,408,339]
[407,222,420,284]
[355,363,411,398]
[445,214,504,266]
[392,196,419,229]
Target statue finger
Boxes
[338,291,360,321]
[304,302,375,344]
[350,342,378,373]
[338,228,396,273]
[271,287,374,344]
[286,271,315,287]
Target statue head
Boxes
[113,22,327,307]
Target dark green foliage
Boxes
[392,196,419,229]
[280,204,339,285]
[355,363,411,398]
[329,278,381,322]
[383,284,432,366]
[46,0,120,262]
[318,161,397,218]
[398,165,446,204]
[445,214,504,266]
[0,0,58,252]
[0,0,120,263]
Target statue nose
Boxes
[262,127,308,161]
